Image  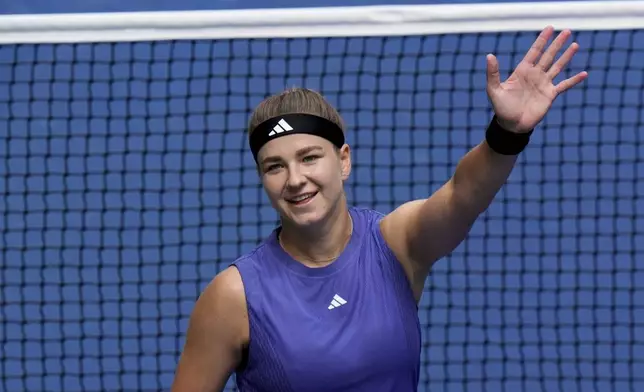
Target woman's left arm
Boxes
[380,26,588,299]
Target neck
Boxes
[279,196,353,266]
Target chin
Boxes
[286,210,326,228]
[281,202,330,229]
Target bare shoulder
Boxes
[379,200,428,302]
[171,266,248,392]
[193,265,249,349]
[201,266,247,314]
[379,199,425,261]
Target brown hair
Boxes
[248,87,345,137]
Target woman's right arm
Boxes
[171,267,249,392]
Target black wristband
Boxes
[485,115,533,155]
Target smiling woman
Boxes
[172,87,424,392]
[170,24,587,390]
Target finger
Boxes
[547,42,580,79]
[537,29,572,71]
[486,54,502,92]
[522,26,555,65]
[555,71,588,94]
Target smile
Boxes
[286,192,318,205]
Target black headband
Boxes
[249,113,345,162]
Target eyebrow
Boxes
[261,145,324,166]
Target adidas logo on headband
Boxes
[268,119,293,136]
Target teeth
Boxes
[291,193,314,202]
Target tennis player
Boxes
[171,26,587,392]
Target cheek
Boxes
[262,176,284,199]
[309,163,343,190]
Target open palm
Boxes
[486,26,588,133]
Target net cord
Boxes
[1,0,644,44]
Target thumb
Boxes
[486,54,502,92]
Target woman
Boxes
[171,26,587,392]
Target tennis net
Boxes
[2,2,644,391]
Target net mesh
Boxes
[2,29,644,392]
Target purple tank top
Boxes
[232,206,421,391]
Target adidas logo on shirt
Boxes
[327,294,347,310]
[268,119,293,137]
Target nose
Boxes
[285,164,306,190]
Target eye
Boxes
[265,163,282,173]
[302,155,320,163]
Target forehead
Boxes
[257,133,333,159]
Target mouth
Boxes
[285,191,318,206]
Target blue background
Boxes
[2,0,644,392]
